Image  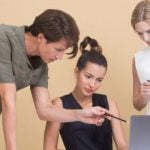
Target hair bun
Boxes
[80,36,102,54]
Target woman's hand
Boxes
[140,81,150,97]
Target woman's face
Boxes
[37,34,68,63]
[75,62,107,97]
[134,21,150,46]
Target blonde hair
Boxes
[131,0,150,28]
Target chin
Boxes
[46,59,53,63]
[83,92,93,97]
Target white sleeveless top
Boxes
[135,47,150,115]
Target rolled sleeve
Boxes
[0,34,15,83]
[0,61,15,83]
[31,64,48,88]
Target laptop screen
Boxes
[129,115,150,150]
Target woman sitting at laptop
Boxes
[43,36,128,150]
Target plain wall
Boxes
[0,0,146,149]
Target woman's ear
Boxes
[74,67,79,74]
[74,67,79,78]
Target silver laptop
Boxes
[129,115,150,150]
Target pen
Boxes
[105,113,127,123]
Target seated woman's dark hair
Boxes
[76,36,107,70]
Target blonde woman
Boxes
[131,0,150,114]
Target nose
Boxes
[89,80,95,88]
[56,51,64,60]
[142,33,149,43]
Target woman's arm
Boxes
[31,86,110,125]
[43,98,63,150]
[0,83,17,150]
[132,58,149,110]
[108,98,128,150]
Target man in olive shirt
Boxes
[0,9,110,150]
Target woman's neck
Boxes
[72,89,92,108]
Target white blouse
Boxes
[135,47,150,115]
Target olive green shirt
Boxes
[0,24,48,90]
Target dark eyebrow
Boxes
[56,48,65,51]
[84,72,104,80]
[84,72,93,76]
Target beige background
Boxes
[0,0,146,149]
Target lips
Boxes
[146,42,150,46]
[85,88,94,93]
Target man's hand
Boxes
[76,106,111,126]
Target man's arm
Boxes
[0,83,17,150]
[31,86,110,124]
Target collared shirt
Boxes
[0,24,48,90]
